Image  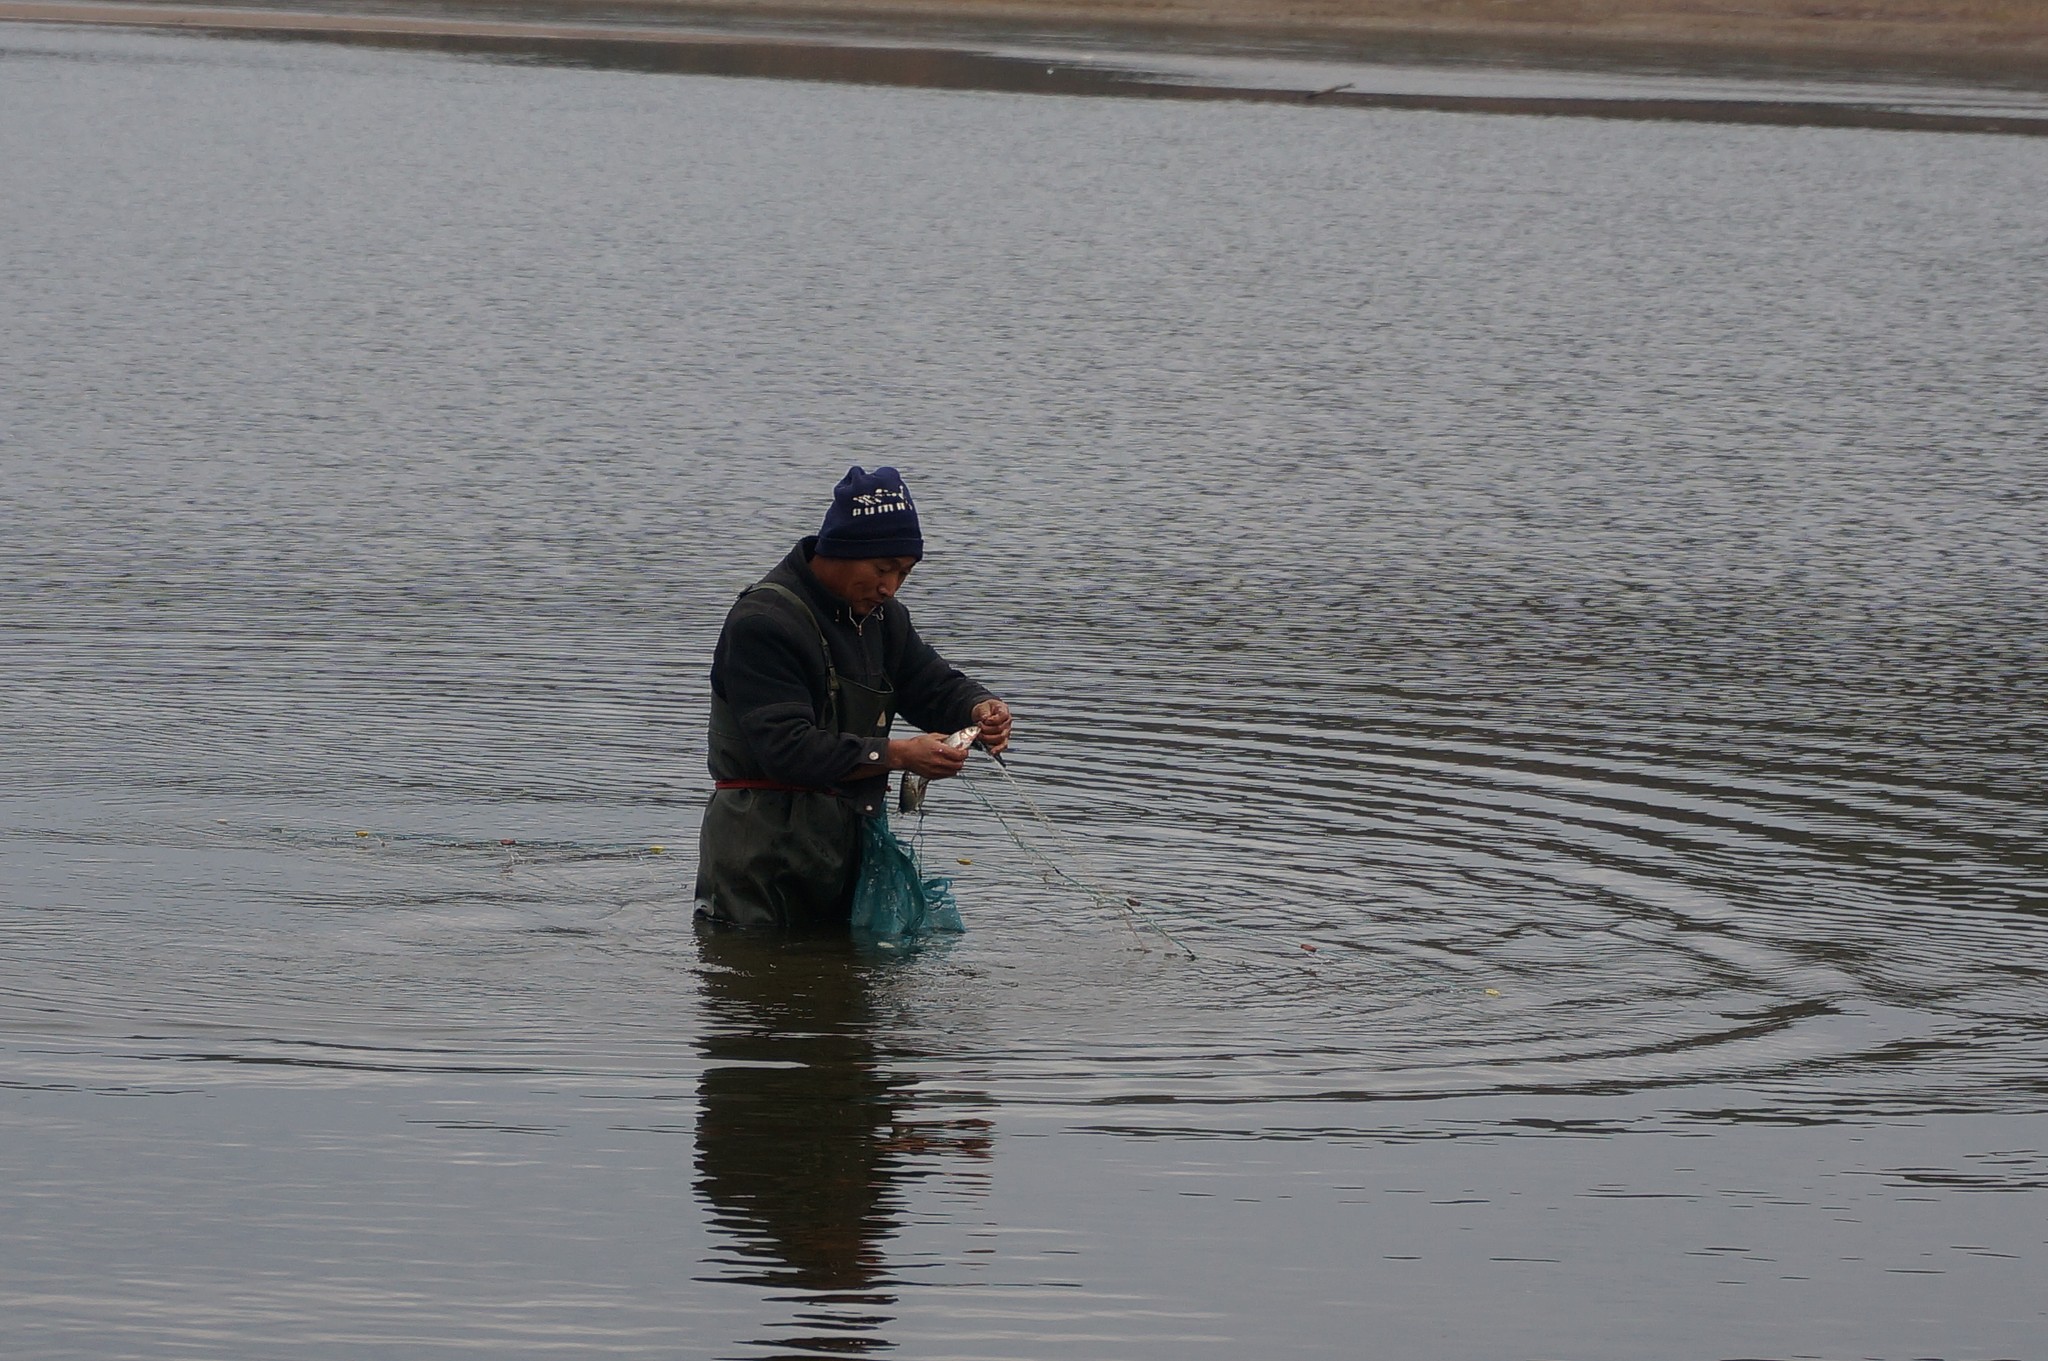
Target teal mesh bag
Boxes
[850,812,966,940]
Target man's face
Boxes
[828,556,917,615]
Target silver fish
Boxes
[897,725,981,815]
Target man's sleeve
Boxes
[891,612,996,736]
[721,606,882,786]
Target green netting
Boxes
[850,812,965,940]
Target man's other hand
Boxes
[971,698,1013,755]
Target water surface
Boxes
[2,23,2045,1359]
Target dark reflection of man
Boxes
[693,927,989,1355]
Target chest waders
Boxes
[694,582,895,930]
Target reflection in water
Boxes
[693,929,989,1356]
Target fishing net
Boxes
[850,812,965,940]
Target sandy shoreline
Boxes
[18,0,2048,80]
[542,0,2048,77]
[6,0,2048,135]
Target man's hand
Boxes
[971,698,1013,755]
[889,733,970,780]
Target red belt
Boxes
[714,779,833,794]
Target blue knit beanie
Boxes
[815,465,924,560]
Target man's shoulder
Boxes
[726,583,817,640]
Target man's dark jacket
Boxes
[709,538,993,816]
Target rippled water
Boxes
[4,22,2046,1360]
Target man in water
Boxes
[694,466,1012,929]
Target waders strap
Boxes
[744,581,836,685]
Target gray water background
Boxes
[3,22,2046,1359]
